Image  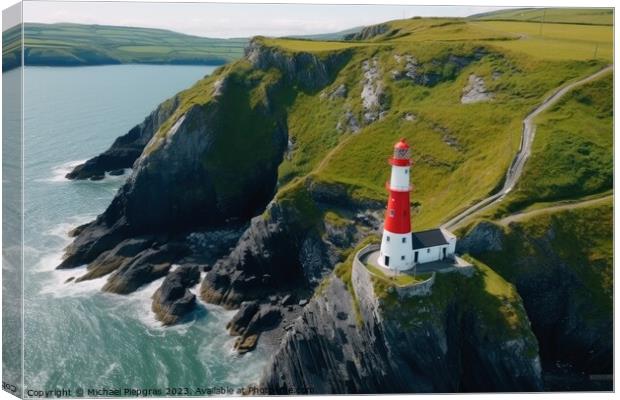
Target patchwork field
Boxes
[2,23,248,71]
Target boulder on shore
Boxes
[152,265,201,325]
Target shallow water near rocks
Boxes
[10,65,268,392]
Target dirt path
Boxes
[441,65,613,231]
[498,194,613,225]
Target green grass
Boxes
[365,263,430,286]
[2,22,248,71]
[310,45,602,228]
[372,253,533,341]
[471,8,613,26]
[245,19,610,231]
[93,13,612,246]
[485,70,612,218]
[472,21,612,61]
[471,199,612,320]
[323,210,349,227]
[261,37,368,52]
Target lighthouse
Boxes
[379,138,413,271]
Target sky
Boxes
[20,1,509,38]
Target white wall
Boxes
[379,231,413,271]
[389,165,410,191]
[414,243,456,264]
[379,229,459,269]
[442,228,457,256]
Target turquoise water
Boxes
[15,65,268,393]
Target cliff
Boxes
[457,200,613,376]
[66,95,180,180]
[58,38,365,309]
[54,18,611,392]
[260,247,542,393]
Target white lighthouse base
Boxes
[378,230,414,271]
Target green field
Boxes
[2,23,248,71]
[486,71,613,218]
[141,9,612,233]
[470,198,613,318]
[470,7,613,25]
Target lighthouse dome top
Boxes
[390,138,411,166]
[394,138,410,150]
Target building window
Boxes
[386,236,390,242]
[402,237,406,243]
[427,248,430,253]
[401,255,405,260]
[405,169,408,174]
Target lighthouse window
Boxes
[386,236,390,242]
[401,255,405,260]
[427,248,431,253]
[405,169,408,174]
[389,209,395,217]
[402,237,406,243]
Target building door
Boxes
[414,251,418,263]
[442,247,447,259]
[384,256,390,266]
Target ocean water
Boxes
[11,65,268,393]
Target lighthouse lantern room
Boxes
[379,139,413,271]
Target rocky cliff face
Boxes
[58,40,357,325]
[458,213,613,376]
[200,177,382,309]
[59,57,290,270]
[200,197,326,309]
[260,258,543,394]
[66,96,180,180]
[245,38,352,92]
[344,23,390,41]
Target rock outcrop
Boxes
[66,96,180,180]
[361,57,387,123]
[391,51,486,87]
[152,265,201,325]
[461,74,492,104]
[102,242,189,294]
[199,195,329,309]
[245,38,352,92]
[229,304,283,353]
[344,23,390,41]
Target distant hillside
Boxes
[470,7,613,26]
[2,23,248,71]
[286,26,363,41]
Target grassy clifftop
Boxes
[133,13,611,234]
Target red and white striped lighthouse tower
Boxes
[378,138,413,271]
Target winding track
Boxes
[441,65,613,231]
[497,194,613,225]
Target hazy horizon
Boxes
[19,1,509,39]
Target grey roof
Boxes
[411,229,448,250]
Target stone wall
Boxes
[353,244,436,300]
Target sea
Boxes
[3,65,269,393]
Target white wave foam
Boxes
[43,159,87,182]
[38,258,108,298]
[39,159,132,183]
[46,216,95,241]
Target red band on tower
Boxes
[383,138,412,234]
